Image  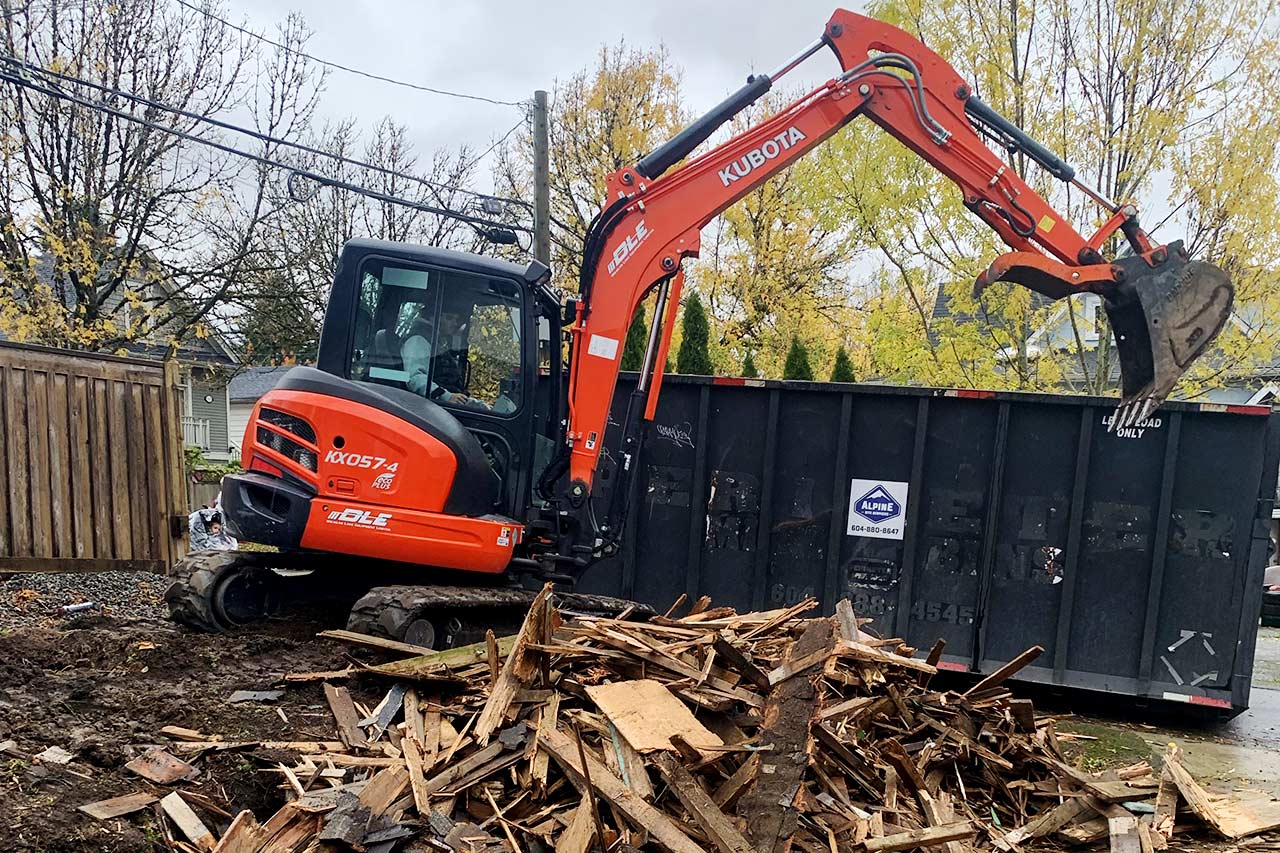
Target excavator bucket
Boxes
[1105,241,1234,429]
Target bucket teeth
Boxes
[1104,242,1233,424]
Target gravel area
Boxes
[0,571,168,628]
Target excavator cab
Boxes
[219,240,557,576]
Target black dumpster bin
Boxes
[577,376,1280,717]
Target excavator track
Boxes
[166,550,648,639]
[347,584,648,649]
[164,550,280,632]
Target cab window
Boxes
[349,258,524,415]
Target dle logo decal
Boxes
[607,219,650,276]
[853,485,901,524]
[718,126,807,186]
[326,508,392,528]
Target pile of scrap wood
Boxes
[79,585,1280,852]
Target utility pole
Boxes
[532,89,551,265]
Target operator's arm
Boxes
[403,335,457,403]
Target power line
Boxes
[172,0,525,108]
[0,52,531,211]
[474,118,526,165]
[0,62,533,235]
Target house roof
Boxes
[229,364,295,403]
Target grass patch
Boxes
[1056,720,1151,773]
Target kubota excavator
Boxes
[165,10,1234,644]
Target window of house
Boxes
[349,258,524,415]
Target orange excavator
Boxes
[166,10,1234,644]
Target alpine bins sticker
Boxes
[847,478,909,540]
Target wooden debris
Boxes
[318,627,436,656]
[125,746,197,784]
[1162,743,1280,838]
[963,645,1043,695]
[863,823,974,851]
[160,791,215,852]
[737,617,833,853]
[324,682,371,750]
[133,594,1279,853]
[654,751,754,853]
[1109,814,1143,853]
[539,727,704,853]
[77,792,159,820]
[474,583,555,746]
[210,810,265,853]
[586,678,723,757]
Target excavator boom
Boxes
[559,9,1233,546]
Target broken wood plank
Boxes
[608,721,655,801]
[77,792,159,821]
[324,683,370,750]
[712,631,771,690]
[356,765,410,816]
[863,823,974,851]
[1109,815,1143,853]
[586,678,723,757]
[1004,795,1092,844]
[1153,752,1179,839]
[539,726,704,853]
[737,617,834,853]
[963,645,1044,696]
[555,794,597,853]
[402,734,432,816]
[160,792,215,852]
[368,633,519,679]
[317,628,435,656]
[283,667,353,683]
[1162,747,1280,838]
[210,810,265,853]
[835,639,936,675]
[125,746,196,784]
[654,751,754,853]
[474,583,555,746]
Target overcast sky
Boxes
[242,0,864,187]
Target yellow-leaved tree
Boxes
[816,0,1280,396]
[493,42,685,289]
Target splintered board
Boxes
[585,679,723,756]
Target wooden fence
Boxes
[0,342,187,573]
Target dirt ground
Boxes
[1,585,1278,851]
[0,605,393,851]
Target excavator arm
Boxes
[553,9,1233,558]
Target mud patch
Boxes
[0,613,383,851]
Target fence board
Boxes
[0,342,187,573]
[88,377,113,558]
[27,370,52,555]
[48,372,72,558]
[0,367,7,557]
[107,377,133,560]
[69,376,92,559]
[6,368,31,555]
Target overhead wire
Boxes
[0,59,533,235]
[171,0,526,108]
[0,52,531,212]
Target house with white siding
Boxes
[227,365,294,453]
